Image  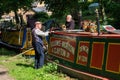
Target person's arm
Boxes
[35,29,49,36]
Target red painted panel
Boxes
[90,42,105,70]
[48,37,76,62]
[77,41,89,66]
[106,43,120,73]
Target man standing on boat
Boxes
[65,15,75,30]
[32,21,49,69]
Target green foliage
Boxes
[0,0,34,24]
[0,0,33,13]
[44,62,57,73]
[104,1,120,28]
[82,10,91,16]
[0,0,119,28]
[40,0,82,18]
[33,12,50,22]
[0,48,16,56]
[81,0,120,29]
[0,49,67,80]
[9,62,61,80]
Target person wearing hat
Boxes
[32,21,49,69]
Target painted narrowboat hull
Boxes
[48,31,120,80]
[0,28,35,55]
[0,19,58,55]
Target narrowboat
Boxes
[0,19,60,55]
[47,29,120,80]
[0,26,34,55]
[0,18,119,80]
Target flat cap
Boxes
[35,21,42,24]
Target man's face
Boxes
[66,15,72,22]
[36,23,42,29]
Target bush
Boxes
[33,12,50,22]
[106,3,120,29]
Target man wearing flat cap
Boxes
[32,21,49,69]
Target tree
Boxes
[0,1,6,18]
[39,0,87,28]
[0,0,34,24]
[40,0,85,17]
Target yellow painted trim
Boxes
[1,30,24,45]
[90,42,105,70]
[76,41,90,66]
[106,43,120,74]
[24,49,35,55]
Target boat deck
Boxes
[52,30,120,38]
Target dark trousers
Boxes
[32,42,44,69]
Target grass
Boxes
[0,48,76,80]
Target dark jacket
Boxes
[65,20,75,29]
